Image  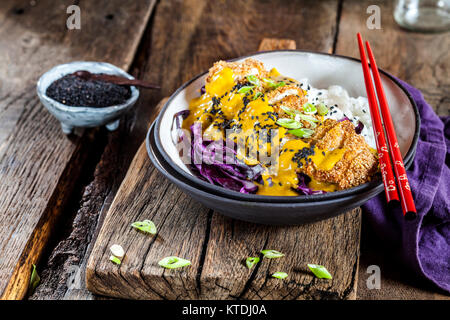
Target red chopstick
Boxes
[365,40,417,219]
[356,33,400,205]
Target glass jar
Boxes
[394,0,450,32]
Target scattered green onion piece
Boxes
[288,128,315,138]
[276,118,302,129]
[272,272,288,279]
[303,103,317,115]
[261,249,285,259]
[110,255,122,265]
[298,113,319,123]
[253,92,263,100]
[280,105,297,117]
[307,264,332,279]
[298,113,319,122]
[246,257,260,269]
[263,78,286,89]
[238,85,254,94]
[273,81,286,89]
[28,264,40,295]
[263,78,276,86]
[246,75,260,86]
[298,113,319,128]
[110,244,125,259]
[317,103,328,116]
[158,256,191,269]
[131,220,157,235]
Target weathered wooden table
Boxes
[0,0,448,300]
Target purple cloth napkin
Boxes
[362,79,449,293]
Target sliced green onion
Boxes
[298,113,319,123]
[246,75,260,86]
[131,220,157,235]
[272,272,288,279]
[288,128,315,138]
[238,85,254,94]
[261,249,285,259]
[253,92,263,100]
[110,244,125,259]
[317,103,328,116]
[263,78,276,86]
[273,81,286,89]
[263,78,286,89]
[28,264,40,295]
[245,257,260,269]
[280,105,297,117]
[298,113,319,128]
[110,255,122,265]
[303,103,317,115]
[307,264,332,279]
[276,118,302,129]
[158,256,191,269]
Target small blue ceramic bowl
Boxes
[37,61,139,134]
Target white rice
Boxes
[298,78,376,149]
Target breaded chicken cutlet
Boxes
[206,58,269,84]
[300,119,378,189]
[266,85,308,115]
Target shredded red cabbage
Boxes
[174,110,190,131]
[355,121,364,134]
[173,114,327,196]
[172,110,190,145]
[338,117,364,135]
[296,173,326,195]
[175,120,262,194]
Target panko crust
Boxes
[206,58,269,84]
[266,85,308,117]
[300,119,378,189]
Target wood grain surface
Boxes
[86,136,360,299]
[29,0,448,300]
[0,0,156,300]
[85,35,361,300]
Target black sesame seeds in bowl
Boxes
[37,61,139,134]
[46,73,132,108]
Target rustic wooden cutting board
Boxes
[86,39,361,300]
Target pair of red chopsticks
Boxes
[357,33,416,220]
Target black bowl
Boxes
[153,51,420,204]
[147,123,415,225]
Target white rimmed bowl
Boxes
[37,61,139,134]
[152,51,419,209]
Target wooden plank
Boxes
[0,0,155,300]
[258,38,297,51]
[201,211,360,300]
[87,21,360,300]
[336,0,450,299]
[86,103,360,300]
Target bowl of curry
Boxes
[149,51,419,223]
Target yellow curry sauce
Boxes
[183,67,347,196]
